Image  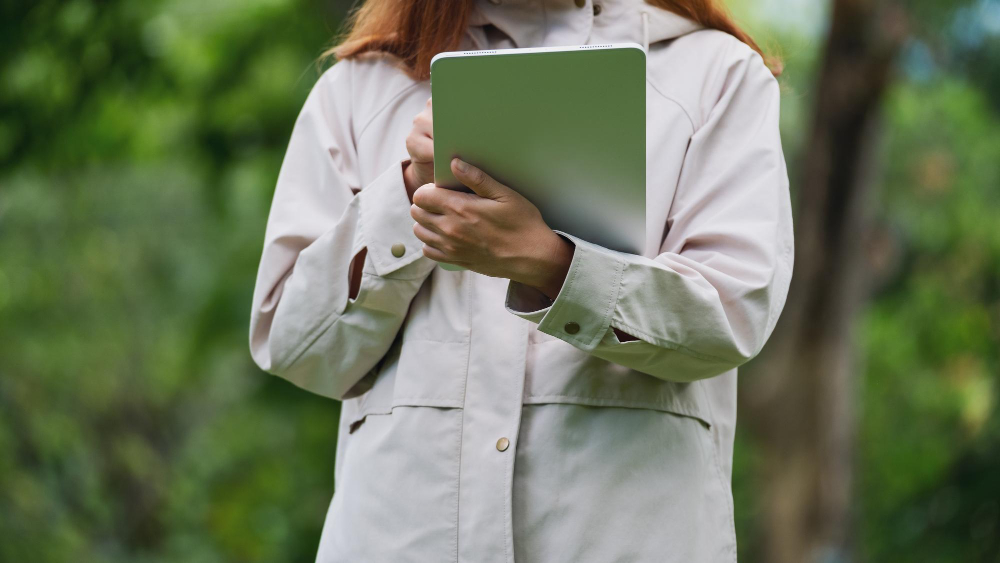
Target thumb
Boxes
[451,158,510,200]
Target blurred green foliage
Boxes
[2,0,350,561]
[729,1,1000,560]
[859,75,1000,562]
[1,0,998,562]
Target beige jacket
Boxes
[249,0,794,561]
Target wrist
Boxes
[519,230,574,300]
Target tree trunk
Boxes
[739,1,907,562]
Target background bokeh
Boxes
[1,0,997,561]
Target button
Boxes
[390,243,405,257]
[564,322,580,335]
[574,0,586,7]
[496,437,510,452]
[593,3,602,15]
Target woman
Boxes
[249,0,793,561]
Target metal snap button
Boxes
[593,3,602,15]
[574,0,586,7]
[564,322,581,335]
[496,437,510,452]
[391,243,405,258]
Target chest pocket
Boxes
[344,338,470,429]
[391,267,470,408]
[345,269,471,431]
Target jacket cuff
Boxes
[358,159,435,278]
[505,231,626,351]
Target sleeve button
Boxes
[391,243,406,258]
[496,437,510,452]
[564,322,580,335]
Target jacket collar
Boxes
[468,0,702,50]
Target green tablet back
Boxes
[430,44,646,260]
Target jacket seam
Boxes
[646,77,697,132]
[609,318,743,365]
[454,273,472,563]
[352,404,392,420]
[501,297,515,563]
[698,383,738,561]
[503,318,528,563]
[356,80,423,143]
[523,395,710,426]
[273,275,413,377]
[503,390,513,563]
[592,254,625,348]
[452,405,461,563]
[392,396,464,405]
[275,310,345,384]
[546,242,586,347]
[377,271,430,281]
[563,252,622,349]
[396,336,470,344]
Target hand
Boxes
[410,158,574,299]
[403,97,434,201]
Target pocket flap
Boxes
[346,339,401,428]
[524,340,713,428]
[392,340,469,409]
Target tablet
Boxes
[430,43,646,268]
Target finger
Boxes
[410,204,445,234]
[451,158,510,200]
[410,107,432,135]
[412,113,432,137]
[411,183,449,213]
[413,222,448,251]
[406,134,434,164]
[413,109,434,138]
[422,245,466,266]
[414,183,472,214]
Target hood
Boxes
[468,0,703,52]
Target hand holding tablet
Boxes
[426,43,647,271]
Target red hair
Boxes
[328,0,781,79]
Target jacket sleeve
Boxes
[249,63,436,399]
[505,47,794,383]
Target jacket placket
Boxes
[456,274,529,563]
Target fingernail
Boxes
[453,158,468,173]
